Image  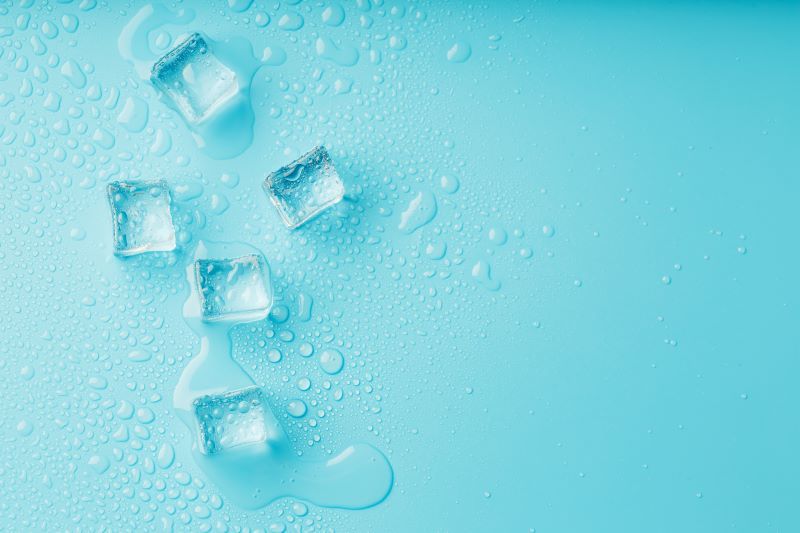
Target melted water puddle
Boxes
[118,3,278,159]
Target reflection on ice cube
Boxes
[194,254,272,323]
[150,32,239,124]
[263,145,345,229]
[193,386,279,455]
[106,180,176,256]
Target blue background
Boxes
[0,1,797,531]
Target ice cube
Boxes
[106,180,176,256]
[150,32,239,124]
[194,254,272,322]
[263,145,345,229]
[193,386,277,455]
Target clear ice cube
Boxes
[194,254,272,323]
[193,386,275,455]
[263,146,345,229]
[106,180,176,256]
[150,32,239,124]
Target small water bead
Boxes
[292,502,308,516]
[287,399,307,418]
[117,96,148,133]
[319,349,344,375]
[519,247,533,259]
[255,12,270,27]
[61,14,79,33]
[227,0,253,12]
[333,77,353,94]
[117,400,135,419]
[661,275,672,285]
[16,419,33,436]
[262,46,287,66]
[20,366,35,380]
[297,292,313,322]
[399,191,437,234]
[270,304,290,323]
[315,37,359,66]
[440,175,460,194]
[137,407,156,423]
[278,13,304,31]
[88,455,110,474]
[267,348,282,363]
[128,349,151,362]
[471,260,501,291]
[297,377,311,391]
[157,443,175,469]
[299,342,314,357]
[425,239,447,260]
[88,376,108,389]
[152,30,172,51]
[389,35,407,50]
[542,225,555,237]
[220,171,239,189]
[446,41,472,63]
[69,227,86,240]
[173,182,203,202]
[208,193,230,215]
[487,227,507,246]
[737,246,747,255]
[321,3,345,26]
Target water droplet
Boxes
[487,226,507,246]
[128,349,151,362]
[319,349,344,375]
[278,13,304,31]
[117,96,149,133]
[322,3,345,26]
[471,260,500,291]
[16,419,33,436]
[287,399,307,418]
[227,0,253,12]
[299,342,314,357]
[440,175,460,194]
[446,41,472,63]
[157,443,175,469]
[88,455,110,474]
[399,191,437,234]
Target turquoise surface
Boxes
[1,1,798,531]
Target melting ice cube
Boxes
[194,254,272,323]
[150,32,239,124]
[193,386,277,455]
[106,180,176,256]
[263,145,345,229]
